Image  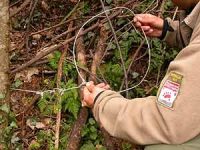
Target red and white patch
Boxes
[158,80,180,108]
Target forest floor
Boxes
[5,0,178,149]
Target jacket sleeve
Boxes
[93,92,172,145]
[93,72,200,146]
[163,18,192,49]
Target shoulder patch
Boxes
[157,72,183,108]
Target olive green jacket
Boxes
[93,2,200,145]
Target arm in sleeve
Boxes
[162,18,192,49]
[93,92,171,145]
[93,84,200,145]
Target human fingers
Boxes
[86,81,95,92]
[96,83,106,88]
[96,83,110,90]
[134,21,142,28]
[82,87,93,107]
[134,14,152,25]
[103,84,110,90]
[145,29,154,36]
[141,26,151,32]
[146,28,163,37]
[134,14,163,29]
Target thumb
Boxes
[82,87,91,106]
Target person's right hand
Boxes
[82,81,110,108]
[133,14,164,38]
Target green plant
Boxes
[37,79,80,118]
[81,118,105,149]
[0,104,20,150]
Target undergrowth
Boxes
[3,0,179,149]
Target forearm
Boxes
[93,90,170,145]
[93,85,200,145]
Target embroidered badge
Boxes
[158,72,183,108]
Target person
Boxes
[82,0,200,149]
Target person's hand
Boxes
[82,81,110,108]
[133,14,164,37]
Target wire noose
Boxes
[72,7,151,93]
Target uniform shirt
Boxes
[93,2,200,145]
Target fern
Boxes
[37,93,55,115]
[48,51,61,70]
[61,79,80,118]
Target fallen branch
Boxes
[55,21,73,150]
[25,0,39,52]
[11,22,99,74]
[67,29,88,150]
[11,0,138,74]
[30,18,77,36]
[90,25,117,149]
[90,26,108,82]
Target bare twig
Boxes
[10,0,31,17]
[31,18,77,36]
[67,29,88,150]
[9,0,22,8]
[90,26,108,82]
[61,0,81,22]
[158,0,166,17]
[120,40,145,91]
[51,26,80,42]
[55,21,73,150]
[11,0,138,74]
[11,23,99,74]
[100,0,129,97]
[172,7,178,20]
[25,0,39,52]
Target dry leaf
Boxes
[15,68,39,82]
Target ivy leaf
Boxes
[0,93,5,99]
[132,72,139,79]
[80,143,96,150]
[89,132,97,140]
[106,0,112,4]
[90,126,97,133]
[14,79,23,88]
[89,118,95,125]
[10,121,18,128]
[0,104,10,113]
[116,18,126,26]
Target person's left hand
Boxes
[82,81,110,108]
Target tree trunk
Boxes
[0,0,10,147]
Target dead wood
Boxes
[90,26,118,149]
[90,26,108,82]
[11,22,99,74]
[11,0,138,74]
[67,29,88,150]
[55,21,73,149]
[25,0,39,52]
